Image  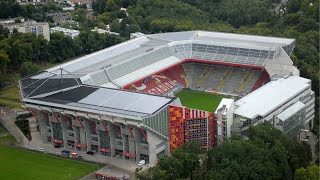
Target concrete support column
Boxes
[37,110,48,143]
[109,123,116,157]
[79,128,87,151]
[74,126,79,150]
[128,136,136,161]
[134,128,141,162]
[121,131,128,160]
[61,115,68,148]
[50,121,54,145]
[97,128,101,155]
[84,119,91,151]
[165,140,170,156]
[147,131,158,166]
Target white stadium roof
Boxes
[44,31,296,88]
[234,76,311,119]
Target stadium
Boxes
[19,31,315,166]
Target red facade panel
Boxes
[169,105,215,152]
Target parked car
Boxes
[86,151,94,155]
[77,155,83,159]
[61,150,70,156]
[138,160,146,166]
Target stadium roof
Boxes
[43,31,295,88]
[234,76,311,119]
[20,31,299,119]
[23,85,175,119]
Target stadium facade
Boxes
[19,31,315,165]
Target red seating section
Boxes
[251,70,270,92]
[162,65,187,87]
[124,64,187,95]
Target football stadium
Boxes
[19,31,315,166]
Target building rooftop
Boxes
[50,27,80,34]
[215,98,234,114]
[23,85,174,119]
[234,76,311,119]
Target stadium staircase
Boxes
[237,71,254,93]
[0,111,29,145]
[196,67,214,87]
[216,69,234,91]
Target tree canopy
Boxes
[137,123,313,180]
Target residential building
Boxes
[50,26,80,39]
[1,20,50,41]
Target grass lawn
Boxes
[0,146,101,180]
[0,123,7,134]
[175,89,235,112]
[0,135,16,143]
[0,86,22,109]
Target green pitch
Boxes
[0,146,100,180]
[175,89,234,112]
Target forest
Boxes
[136,123,317,180]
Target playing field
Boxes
[0,146,101,180]
[175,89,234,112]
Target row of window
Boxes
[188,133,207,138]
[186,119,207,124]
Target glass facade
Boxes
[142,107,169,138]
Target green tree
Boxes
[294,165,320,180]
[0,50,9,75]
[20,61,41,77]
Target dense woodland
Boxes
[136,123,316,179]
[0,0,319,178]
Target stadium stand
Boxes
[251,70,270,92]
[161,65,187,87]
[182,63,265,95]
[125,73,180,95]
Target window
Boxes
[91,137,98,141]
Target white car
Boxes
[138,160,146,166]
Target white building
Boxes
[232,76,315,137]
[1,20,50,41]
[50,27,80,39]
[91,27,120,35]
[215,98,234,144]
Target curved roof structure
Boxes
[19,31,298,118]
[43,31,296,89]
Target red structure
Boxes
[168,105,214,152]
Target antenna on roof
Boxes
[60,66,63,84]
